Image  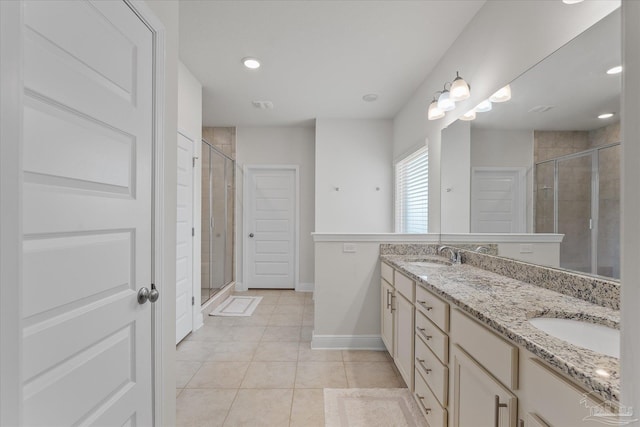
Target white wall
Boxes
[177,61,203,328]
[144,1,178,424]
[236,126,315,290]
[440,120,471,233]
[621,0,640,421]
[470,128,534,232]
[315,119,393,232]
[393,0,619,233]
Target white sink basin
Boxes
[411,259,453,268]
[528,317,619,358]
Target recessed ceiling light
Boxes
[606,65,622,75]
[562,0,584,4]
[598,113,615,119]
[362,93,378,102]
[242,57,261,69]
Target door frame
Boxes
[470,166,526,233]
[0,1,169,424]
[242,165,300,291]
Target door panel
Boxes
[471,169,524,233]
[246,168,296,289]
[176,133,194,343]
[22,1,153,424]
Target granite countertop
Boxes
[380,254,620,404]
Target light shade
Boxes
[437,90,456,112]
[459,109,476,121]
[475,99,492,113]
[489,84,512,103]
[450,72,470,102]
[428,100,445,120]
[242,57,261,69]
[562,0,584,4]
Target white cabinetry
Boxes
[381,278,395,354]
[452,345,518,427]
[395,288,414,389]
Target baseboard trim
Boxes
[311,334,385,350]
[296,282,314,293]
[234,282,247,292]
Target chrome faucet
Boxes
[438,246,461,264]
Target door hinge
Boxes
[192,296,195,306]
[192,156,198,167]
[192,227,195,236]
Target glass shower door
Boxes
[597,145,620,278]
[557,153,593,275]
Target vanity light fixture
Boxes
[450,72,471,102]
[242,57,261,69]
[598,113,615,119]
[475,99,493,113]
[459,109,476,121]
[437,84,456,112]
[606,65,622,75]
[489,84,512,103]
[428,96,445,120]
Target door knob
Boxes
[138,285,160,304]
[249,233,254,238]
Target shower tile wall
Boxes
[533,122,620,278]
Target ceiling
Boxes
[179,1,485,127]
[472,8,621,132]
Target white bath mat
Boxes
[208,296,262,317]
[324,388,428,427]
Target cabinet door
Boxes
[381,279,394,355]
[394,292,415,390]
[453,346,517,427]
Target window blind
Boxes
[395,146,428,233]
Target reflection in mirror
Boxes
[440,8,621,279]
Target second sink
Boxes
[528,317,619,358]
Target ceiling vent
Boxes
[252,100,274,110]
[528,105,555,113]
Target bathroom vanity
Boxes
[380,245,621,427]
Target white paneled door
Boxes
[176,133,194,343]
[471,168,526,233]
[22,1,154,425]
[246,167,297,289]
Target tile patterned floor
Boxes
[176,289,406,427]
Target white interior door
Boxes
[176,133,194,343]
[471,168,526,233]
[245,167,297,289]
[21,1,154,425]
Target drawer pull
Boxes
[494,395,508,427]
[417,300,433,311]
[416,394,431,414]
[415,357,432,374]
[417,327,432,340]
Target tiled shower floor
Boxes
[176,289,406,426]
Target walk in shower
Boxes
[535,142,620,279]
[201,139,235,304]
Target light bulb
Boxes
[437,90,456,112]
[242,57,261,69]
[489,84,512,103]
[428,100,445,120]
[450,73,470,102]
[459,109,476,121]
[475,99,492,113]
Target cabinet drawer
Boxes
[381,262,394,285]
[450,309,518,390]
[395,270,414,301]
[415,285,449,332]
[415,368,447,427]
[523,357,615,426]
[415,310,448,364]
[415,332,448,407]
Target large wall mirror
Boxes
[440,7,621,280]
